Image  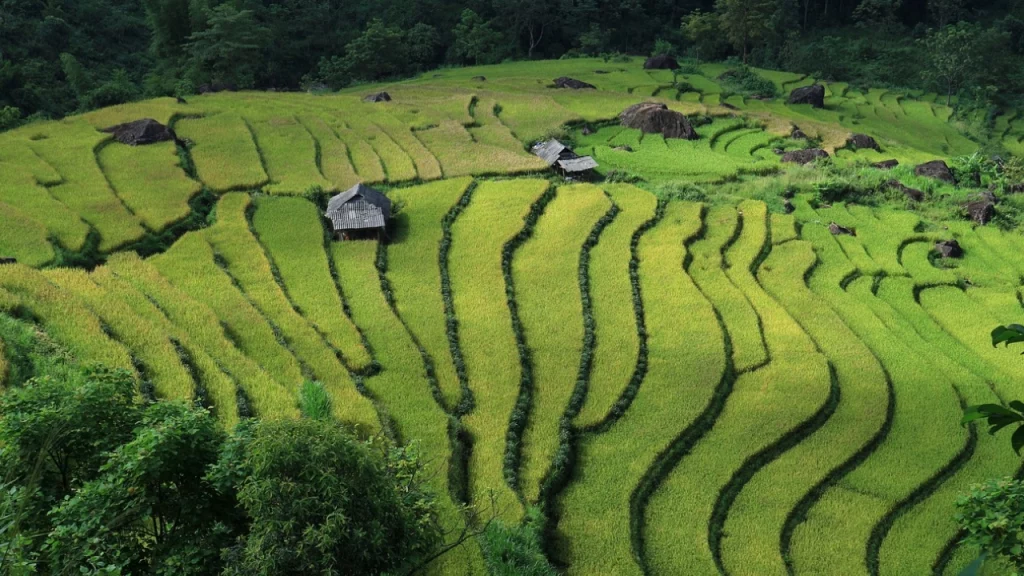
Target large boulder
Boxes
[915,160,955,183]
[848,133,879,150]
[788,84,825,108]
[962,191,997,225]
[619,102,698,140]
[644,54,679,70]
[934,239,963,258]
[363,92,392,103]
[102,119,177,146]
[553,77,596,90]
[782,148,829,164]
[872,159,899,170]
[791,127,808,139]
[886,179,924,202]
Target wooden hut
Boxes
[532,139,598,177]
[326,183,392,240]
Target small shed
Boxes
[326,183,392,240]
[532,139,598,176]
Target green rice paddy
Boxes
[1,56,1024,574]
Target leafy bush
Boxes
[218,419,443,575]
[717,65,777,99]
[480,507,557,576]
[956,477,1024,573]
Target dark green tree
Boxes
[715,0,777,63]
[44,402,233,575]
[452,9,506,65]
[186,4,270,89]
[919,22,981,106]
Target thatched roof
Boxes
[326,183,392,231]
[102,119,177,146]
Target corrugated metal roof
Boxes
[532,139,570,165]
[558,156,598,172]
[328,199,386,230]
[327,183,391,218]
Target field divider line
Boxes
[864,369,976,575]
[295,115,328,184]
[630,203,738,573]
[246,198,369,375]
[633,300,737,575]
[439,181,478,417]
[501,183,556,499]
[536,197,620,534]
[778,249,897,575]
[241,117,273,192]
[579,199,664,433]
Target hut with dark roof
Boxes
[532,139,598,177]
[326,183,392,240]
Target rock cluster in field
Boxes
[619,102,698,140]
[788,84,825,108]
[915,160,955,183]
[781,148,829,164]
[962,191,997,225]
[934,239,964,258]
[553,77,596,89]
[886,179,924,202]
[848,133,879,150]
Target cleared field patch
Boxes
[514,183,612,503]
[107,252,297,420]
[386,178,473,410]
[175,114,268,192]
[98,141,200,231]
[574,184,658,428]
[331,239,486,574]
[249,117,334,195]
[449,179,550,519]
[29,121,146,251]
[204,193,379,433]
[557,201,726,576]
[44,267,195,402]
[251,196,372,371]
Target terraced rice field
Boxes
[2,57,1024,575]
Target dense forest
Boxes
[1,0,1023,131]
